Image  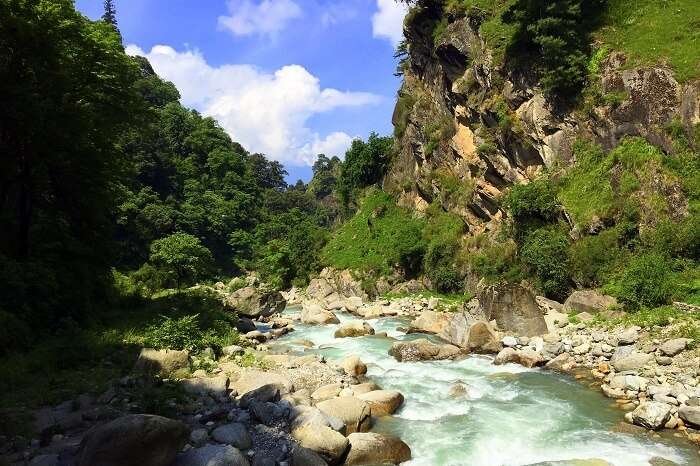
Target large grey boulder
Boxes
[465,321,502,354]
[174,444,249,466]
[291,423,349,464]
[477,283,548,336]
[612,352,652,372]
[181,376,230,398]
[388,338,461,362]
[133,348,189,377]
[409,311,452,335]
[290,445,328,466]
[334,321,375,338]
[563,290,617,314]
[344,433,411,465]
[211,423,252,449]
[224,286,286,318]
[341,355,367,377]
[357,390,404,416]
[659,338,689,356]
[630,402,672,430]
[679,405,700,427]
[316,397,372,434]
[301,303,340,325]
[230,370,293,396]
[76,414,189,466]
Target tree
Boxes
[149,233,213,289]
[337,133,393,209]
[103,0,117,27]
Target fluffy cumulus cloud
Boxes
[126,44,380,166]
[218,0,302,37]
[372,0,408,46]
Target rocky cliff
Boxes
[384,4,700,237]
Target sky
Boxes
[76,0,409,182]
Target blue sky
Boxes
[76,0,408,182]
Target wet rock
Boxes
[316,397,372,434]
[349,382,380,395]
[388,338,461,362]
[679,405,700,427]
[133,348,189,377]
[301,303,340,325]
[342,355,367,377]
[659,338,689,357]
[477,283,548,336]
[502,336,518,347]
[563,290,618,314]
[235,318,257,333]
[344,432,411,465]
[630,402,672,430]
[76,414,189,466]
[513,348,545,368]
[447,381,470,399]
[291,424,349,464]
[493,347,518,365]
[466,321,502,354]
[545,353,576,372]
[225,286,286,319]
[174,444,250,466]
[212,423,252,449]
[311,383,343,403]
[334,321,375,338]
[612,352,652,372]
[357,390,404,416]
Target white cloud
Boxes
[126,44,380,166]
[217,0,302,37]
[320,3,357,27]
[372,0,408,46]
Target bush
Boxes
[569,229,623,287]
[143,313,239,352]
[0,310,32,355]
[617,253,675,309]
[149,232,213,288]
[424,240,462,293]
[504,178,560,240]
[520,227,571,300]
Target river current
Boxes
[276,307,700,466]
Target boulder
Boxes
[316,397,372,434]
[502,336,518,347]
[211,423,252,449]
[342,355,367,377]
[357,390,404,416]
[290,445,329,466]
[231,370,293,396]
[133,348,189,377]
[617,327,640,345]
[334,321,375,338]
[311,383,343,403]
[563,290,617,314]
[493,347,518,365]
[388,338,461,362]
[348,382,381,395]
[301,303,340,325]
[516,348,545,368]
[477,283,548,336]
[630,402,672,430]
[307,278,335,301]
[545,353,576,372]
[409,311,451,334]
[181,376,229,398]
[224,286,286,319]
[291,424,349,463]
[235,318,257,333]
[190,428,209,447]
[344,433,411,465]
[466,321,502,354]
[239,384,281,407]
[679,405,700,427]
[174,445,249,466]
[29,455,59,466]
[612,352,652,372]
[659,338,689,356]
[76,414,189,466]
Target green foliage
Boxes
[598,0,700,82]
[0,310,32,356]
[394,91,417,138]
[149,233,213,288]
[468,240,523,283]
[337,133,394,209]
[142,313,240,352]
[322,190,426,276]
[614,253,675,309]
[569,228,623,287]
[520,227,571,300]
[504,178,560,240]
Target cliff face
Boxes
[384,7,700,236]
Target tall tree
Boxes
[103,0,117,26]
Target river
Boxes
[275,306,700,466]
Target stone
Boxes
[357,390,404,416]
[502,336,518,347]
[290,445,328,466]
[563,290,618,314]
[239,384,281,408]
[311,383,343,403]
[224,286,286,319]
[344,433,411,465]
[334,321,375,338]
[388,339,461,362]
[679,405,700,427]
[659,338,689,357]
[76,414,189,466]
[349,382,381,395]
[291,424,349,464]
[181,376,230,398]
[190,428,209,447]
[301,303,340,325]
[307,278,335,301]
[342,355,367,377]
[576,312,594,322]
[212,423,252,449]
[409,311,452,335]
[493,347,518,365]
[573,343,591,355]
[29,455,59,466]
[513,348,545,368]
[133,348,189,377]
[612,352,652,372]
[618,327,640,345]
[466,321,502,354]
[235,318,257,333]
[231,370,293,396]
[316,397,372,434]
[477,283,548,336]
[174,444,250,466]
[630,402,672,430]
[545,353,576,372]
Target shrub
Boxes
[424,240,462,293]
[520,227,571,300]
[149,232,213,288]
[0,310,32,355]
[617,253,675,309]
[504,178,560,240]
[143,312,239,352]
[569,229,623,287]
[468,239,523,283]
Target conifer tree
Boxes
[102,0,117,27]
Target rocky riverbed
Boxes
[6,273,700,466]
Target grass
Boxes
[321,189,426,276]
[382,290,475,312]
[594,305,700,346]
[597,0,700,82]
